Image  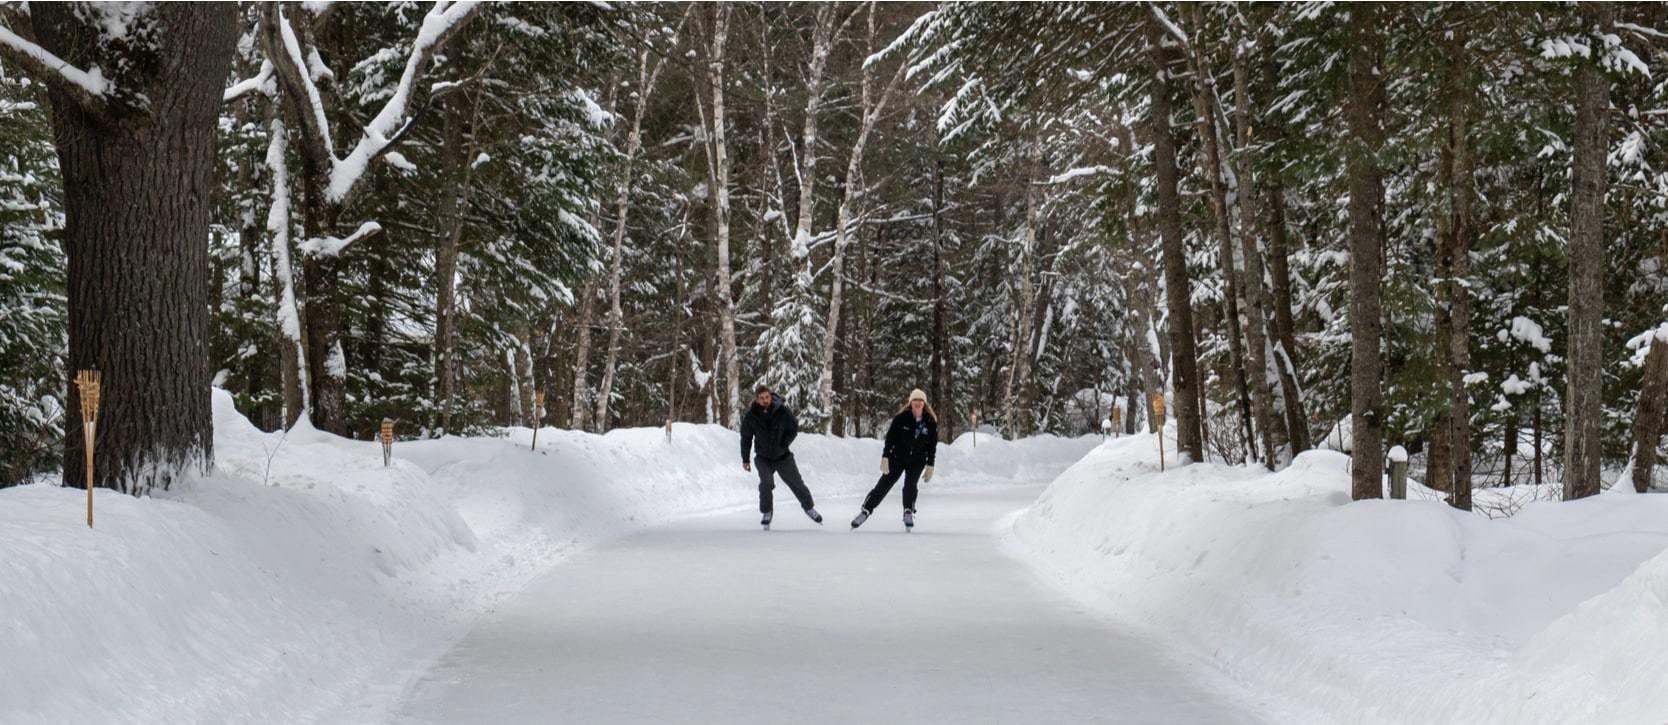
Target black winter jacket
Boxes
[740,393,798,463]
[882,410,938,467]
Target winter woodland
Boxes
[3,2,1667,503]
[6,2,1668,724]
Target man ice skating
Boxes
[740,384,822,529]
[852,388,938,531]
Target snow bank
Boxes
[1007,429,1668,724]
[0,391,1095,724]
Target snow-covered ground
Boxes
[11,392,1662,724]
[1008,427,1668,724]
[0,391,1097,724]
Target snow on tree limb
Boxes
[298,221,382,258]
[265,118,311,412]
[273,5,335,155]
[224,60,275,102]
[325,0,484,203]
[1147,3,1190,50]
[0,23,112,117]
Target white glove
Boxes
[923,466,935,482]
[880,458,890,474]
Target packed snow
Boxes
[7,391,1665,724]
[1008,426,1668,724]
[0,389,1097,724]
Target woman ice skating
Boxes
[851,389,938,531]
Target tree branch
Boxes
[0,19,112,119]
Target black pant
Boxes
[756,453,815,513]
[862,460,924,513]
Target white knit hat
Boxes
[909,388,927,403]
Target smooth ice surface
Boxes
[392,488,1259,725]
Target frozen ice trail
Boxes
[391,486,1259,724]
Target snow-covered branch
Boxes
[224,60,275,102]
[1147,3,1190,50]
[326,0,484,202]
[272,5,335,154]
[298,221,382,258]
[0,22,112,117]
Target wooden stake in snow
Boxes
[1112,408,1122,438]
[75,370,101,527]
[1388,445,1409,500]
[665,418,674,444]
[1153,394,1166,472]
[531,392,546,451]
[380,418,394,467]
[970,411,978,448]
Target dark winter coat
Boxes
[740,393,799,463]
[882,409,938,467]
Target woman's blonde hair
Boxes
[898,397,937,421]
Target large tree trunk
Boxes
[816,12,899,431]
[434,98,468,434]
[30,3,239,493]
[931,156,955,441]
[1443,23,1476,510]
[1631,334,1668,493]
[265,116,309,430]
[1260,103,1312,455]
[260,1,478,436]
[569,281,597,430]
[1563,2,1612,501]
[1003,171,1039,440]
[790,4,837,257]
[1232,31,1284,470]
[596,45,668,432]
[1346,4,1387,501]
[515,327,537,428]
[703,4,741,429]
[1182,4,1257,464]
[1148,18,1205,462]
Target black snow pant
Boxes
[862,460,925,513]
[756,453,815,514]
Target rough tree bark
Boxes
[1148,16,1205,462]
[817,6,905,431]
[1232,28,1284,469]
[1442,22,1476,510]
[569,280,597,430]
[1630,334,1668,493]
[1003,168,1040,440]
[1346,4,1387,500]
[11,4,240,493]
[595,38,675,432]
[261,1,479,435]
[1181,3,1257,464]
[1563,1,1612,501]
[434,97,470,433]
[1258,90,1312,455]
[931,154,955,441]
[699,4,741,428]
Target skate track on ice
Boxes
[391,486,1259,724]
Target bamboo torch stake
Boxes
[1153,393,1166,472]
[531,391,546,451]
[380,418,394,467]
[76,370,101,527]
